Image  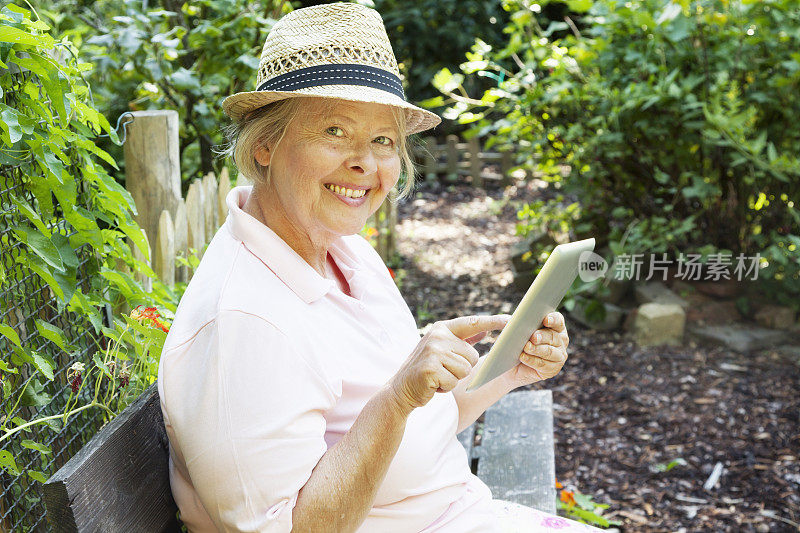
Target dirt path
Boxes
[394,180,800,532]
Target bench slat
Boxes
[43,382,182,533]
[477,389,556,514]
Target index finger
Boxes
[443,314,511,341]
[543,312,566,332]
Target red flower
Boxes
[388,267,396,279]
[555,478,563,489]
[560,490,576,507]
[130,305,170,333]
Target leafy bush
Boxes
[435,0,800,307]
[369,0,510,105]
[33,0,286,189]
[0,2,175,503]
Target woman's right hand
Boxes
[386,315,510,415]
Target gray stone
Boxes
[634,303,686,346]
[688,324,790,353]
[634,281,689,309]
[754,304,796,330]
[569,301,625,331]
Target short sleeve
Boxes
[170,310,336,532]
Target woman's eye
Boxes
[373,136,393,146]
[326,126,344,137]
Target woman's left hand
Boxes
[501,312,569,390]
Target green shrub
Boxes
[33,0,286,189]
[436,0,800,307]
[0,2,175,502]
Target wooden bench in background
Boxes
[43,383,555,532]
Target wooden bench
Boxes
[43,383,555,531]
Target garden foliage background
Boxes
[433,0,800,311]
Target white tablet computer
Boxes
[465,238,596,391]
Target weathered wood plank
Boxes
[468,136,482,188]
[43,383,182,533]
[173,201,188,284]
[500,151,513,187]
[446,134,459,179]
[154,210,175,286]
[185,179,205,261]
[123,110,182,264]
[202,172,218,240]
[477,389,556,514]
[217,166,231,224]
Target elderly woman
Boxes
[158,4,600,532]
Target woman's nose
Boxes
[345,144,378,175]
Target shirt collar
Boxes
[225,186,366,304]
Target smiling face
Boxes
[252,98,403,262]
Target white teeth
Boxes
[326,184,366,198]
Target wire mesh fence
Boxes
[0,122,112,532]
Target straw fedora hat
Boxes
[221,2,441,135]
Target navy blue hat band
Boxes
[256,63,405,100]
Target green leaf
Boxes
[432,68,464,94]
[19,348,56,381]
[92,352,112,380]
[0,25,40,46]
[28,470,48,483]
[12,225,65,271]
[168,67,201,92]
[417,96,445,108]
[50,232,79,270]
[15,253,65,301]
[9,194,48,234]
[21,440,52,456]
[0,359,18,374]
[34,319,69,351]
[18,376,51,407]
[566,0,592,13]
[0,322,22,347]
[0,450,21,476]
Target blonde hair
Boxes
[214,97,417,203]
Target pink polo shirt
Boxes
[157,186,499,532]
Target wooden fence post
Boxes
[173,201,188,284]
[202,172,218,242]
[154,210,175,287]
[446,135,459,180]
[123,111,182,266]
[185,180,206,263]
[467,136,482,187]
[218,167,232,224]
[500,150,513,187]
[422,136,437,181]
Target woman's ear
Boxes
[254,144,271,166]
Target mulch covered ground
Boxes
[394,179,800,532]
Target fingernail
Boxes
[534,332,541,343]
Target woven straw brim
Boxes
[222,85,441,136]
